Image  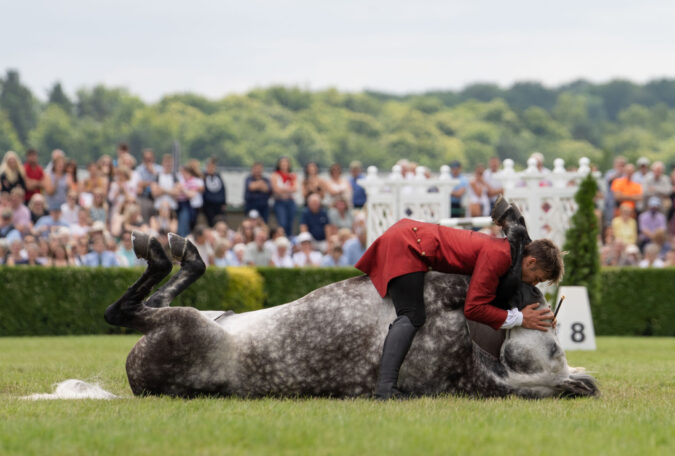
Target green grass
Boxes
[0,336,673,456]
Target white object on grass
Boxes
[555,286,597,351]
[21,379,117,400]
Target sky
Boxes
[2,0,675,102]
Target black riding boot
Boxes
[374,315,417,400]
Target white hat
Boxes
[91,221,106,232]
[275,236,291,248]
[296,232,313,244]
[637,157,650,166]
[248,209,260,219]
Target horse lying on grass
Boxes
[104,232,598,399]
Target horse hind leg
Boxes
[144,233,206,309]
[104,233,173,329]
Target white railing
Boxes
[360,165,458,245]
[361,157,602,247]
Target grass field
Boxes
[0,336,673,456]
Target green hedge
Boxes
[597,268,675,336]
[0,266,672,336]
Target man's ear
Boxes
[524,256,537,269]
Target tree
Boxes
[48,82,73,115]
[560,174,600,306]
[0,110,23,153]
[27,105,76,163]
[0,69,38,144]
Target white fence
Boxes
[361,157,602,247]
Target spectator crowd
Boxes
[0,145,368,268]
[2,145,675,270]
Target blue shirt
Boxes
[451,174,469,205]
[300,207,329,241]
[343,237,366,265]
[0,225,21,244]
[244,175,272,209]
[82,251,120,267]
[321,254,350,267]
[349,174,367,207]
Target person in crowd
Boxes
[633,157,651,186]
[603,156,626,225]
[229,243,246,266]
[530,152,552,184]
[213,239,235,267]
[108,166,136,216]
[301,162,325,204]
[244,227,273,266]
[665,248,675,267]
[135,149,162,222]
[244,162,272,223]
[612,202,638,246]
[325,163,351,206]
[610,164,643,212]
[60,191,80,226]
[299,193,329,246]
[5,239,26,265]
[64,159,79,193]
[98,154,114,184]
[342,221,367,265]
[189,225,214,266]
[0,150,27,194]
[44,154,69,213]
[9,187,31,235]
[34,204,69,238]
[348,160,366,209]
[483,157,504,212]
[89,189,108,225]
[638,196,667,250]
[82,232,119,267]
[151,154,179,213]
[213,220,236,244]
[11,241,41,266]
[468,163,491,217]
[327,196,354,236]
[238,219,256,244]
[0,208,21,244]
[449,160,468,217]
[114,143,130,167]
[642,161,672,208]
[176,160,204,237]
[202,157,227,227]
[639,243,665,268]
[321,244,348,266]
[28,193,48,224]
[81,162,108,196]
[617,244,641,266]
[23,148,44,203]
[70,209,92,238]
[149,200,178,235]
[271,236,294,268]
[112,202,148,238]
[292,232,322,267]
[270,157,297,237]
[48,242,74,267]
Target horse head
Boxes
[499,283,598,398]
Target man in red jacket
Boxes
[356,200,563,399]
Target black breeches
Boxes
[387,271,426,328]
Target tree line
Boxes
[3,68,675,171]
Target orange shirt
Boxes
[610,177,643,209]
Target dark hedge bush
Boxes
[1,266,672,336]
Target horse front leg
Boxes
[144,233,206,309]
[104,233,173,329]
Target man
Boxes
[0,208,21,244]
[638,197,666,250]
[632,157,650,186]
[343,222,367,265]
[348,160,367,209]
[642,161,672,207]
[9,187,31,234]
[23,149,44,203]
[151,154,179,211]
[356,201,563,399]
[243,227,273,266]
[292,232,322,267]
[82,232,119,267]
[135,149,162,222]
[34,204,69,238]
[202,157,227,227]
[449,160,468,217]
[244,162,272,223]
[483,157,504,211]
[610,164,643,211]
[603,156,626,225]
[299,193,329,244]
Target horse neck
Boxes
[469,342,513,397]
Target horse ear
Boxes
[558,373,599,398]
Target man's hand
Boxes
[521,303,554,331]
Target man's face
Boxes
[27,152,38,165]
[92,236,105,253]
[451,166,461,177]
[144,151,155,164]
[162,156,173,172]
[521,257,547,285]
[252,164,262,177]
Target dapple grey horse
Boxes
[104,233,598,399]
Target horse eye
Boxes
[549,342,560,359]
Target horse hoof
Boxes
[491,195,510,225]
[132,232,151,260]
[168,233,188,261]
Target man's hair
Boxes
[524,239,564,284]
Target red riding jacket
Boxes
[355,218,512,330]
